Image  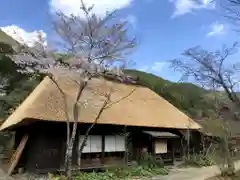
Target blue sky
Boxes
[1,0,239,82]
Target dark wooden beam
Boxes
[101,135,105,163]
[152,137,156,158]
[8,134,29,176]
[124,126,128,165]
[171,141,175,165]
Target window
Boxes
[79,135,126,153]
[105,135,116,152]
[90,135,102,153]
[116,135,125,151]
[105,135,125,152]
[155,139,167,154]
[79,135,102,153]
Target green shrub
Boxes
[106,165,168,179]
[48,166,168,180]
[137,152,164,168]
[183,153,215,167]
[48,173,67,180]
[48,153,168,180]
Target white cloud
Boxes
[151,62,167,71]
[139,66,149,72]
[169,0,215,17]
[206,22,226,37]
[1,25,47,47]
[139,61,168,72]
[50,0,133,17]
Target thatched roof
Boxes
[0,75,201,131]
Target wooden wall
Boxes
[18,122,65,173]
[16,121,129,173]
[14,121,187,173]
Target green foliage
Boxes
[0,30,19,47]
[137,151,164,169]
[182,153,216,167]
[0,78,41,118]
[48,165,168,180]
[0,42,15,54]
[54,154,168,180]
[0,42,42,119]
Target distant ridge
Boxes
[0,29,19,47]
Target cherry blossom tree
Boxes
[8,0,136,179]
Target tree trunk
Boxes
[220,134,235,176]
[65,145,69,176]
[78,151,82,167]
[225,139,235,176]
[66,122,78,180]
[65,122,70,175]
[66,145,73,180]
[227,156,235,176]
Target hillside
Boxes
[0,31,216,119]
[124,69,214,118]
[0,30,19,47]
[0,30,41,119]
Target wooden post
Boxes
[172,146,175,165]
[101,135,105,164]
[152,137,156,159]
[124,126,128,165]
[129,131,133,163]
[77,130,80,166]
[8,134,29,176]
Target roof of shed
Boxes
[143,131,179,138]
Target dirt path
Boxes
[0,168,13,180]
[152,160,240,180]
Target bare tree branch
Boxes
[9,0,137,178]
[171,43,240,175]
[171,43,240,107]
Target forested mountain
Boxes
[0,30,42,120]
[0,30,216,120]
[0,30,19,47]
[124,69,215,118]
